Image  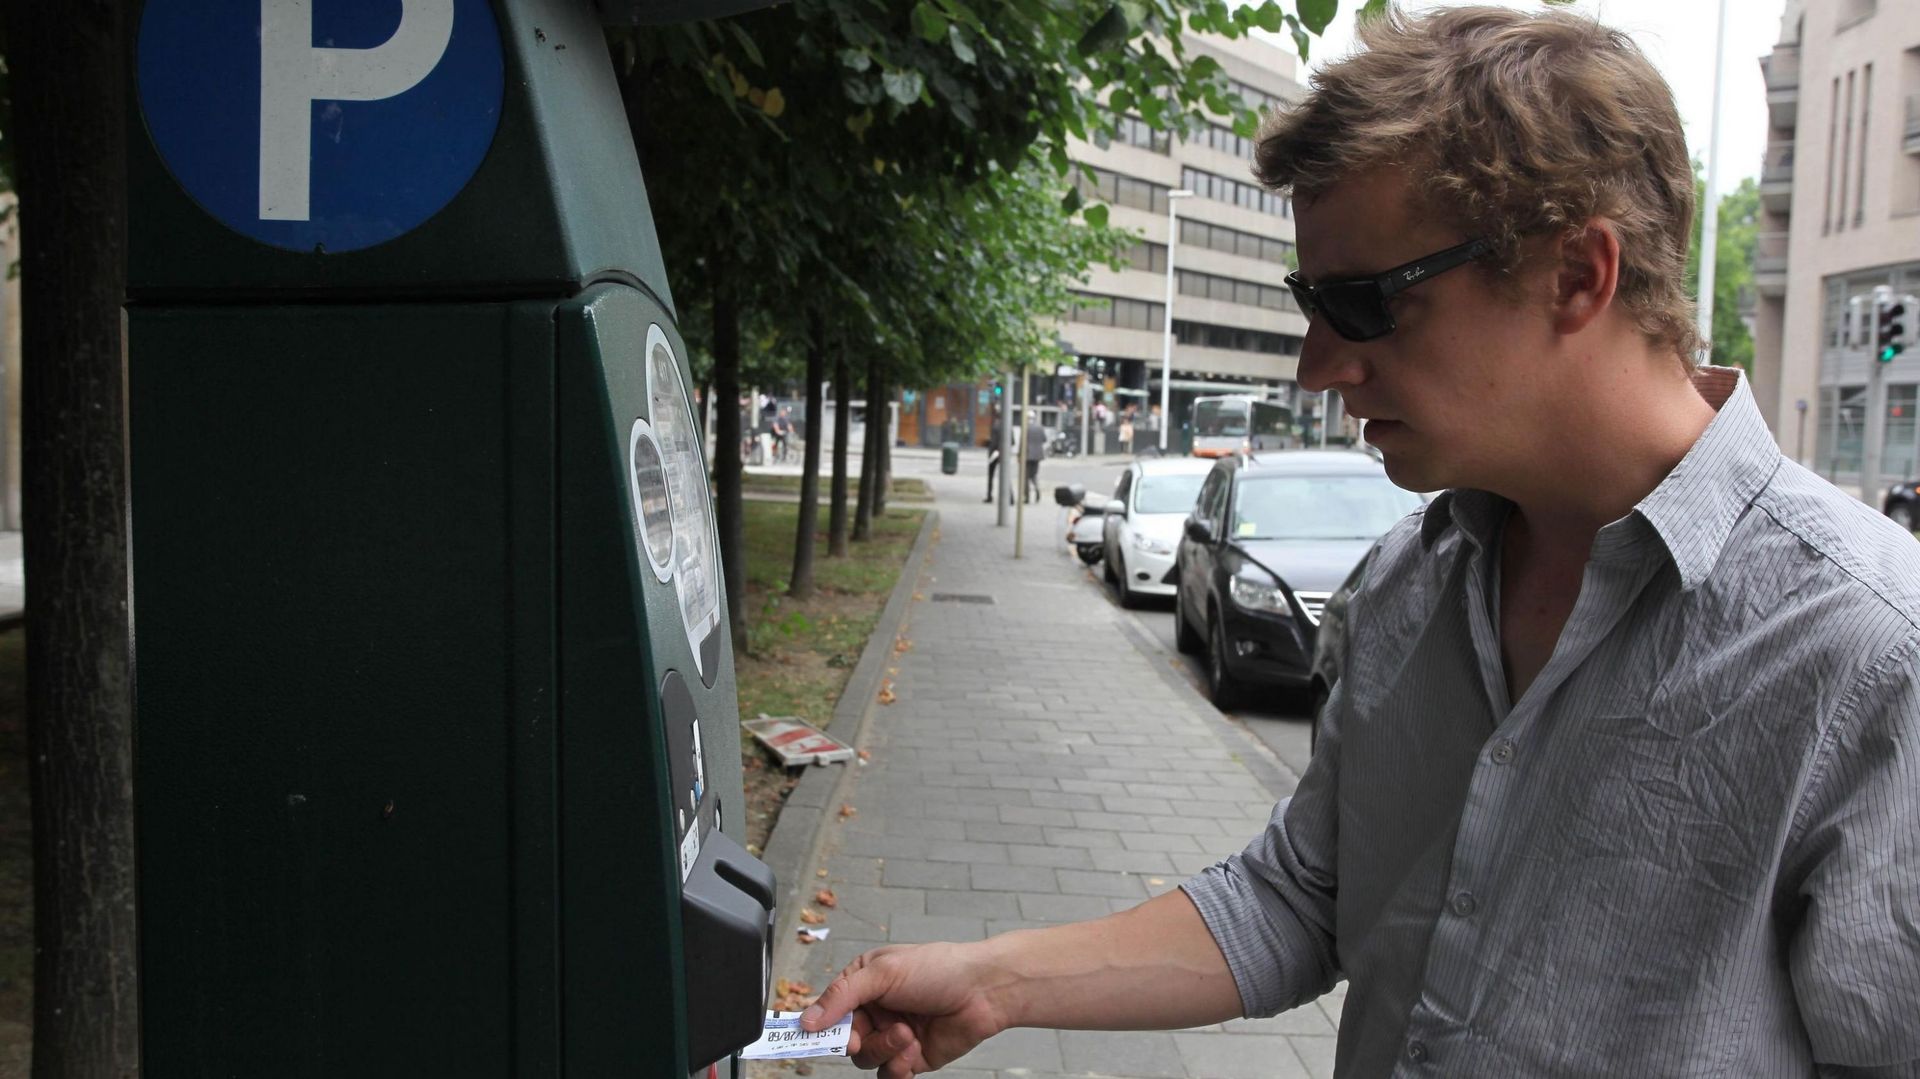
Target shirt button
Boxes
[1449,891,1477,917]
[1491,740,1515,765]
[1407,1040,1430,1063]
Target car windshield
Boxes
[1133,471,1209,515]
[1230,474,1422,540]
[1193,400,1248,437]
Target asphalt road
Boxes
[1034,451,1319,784]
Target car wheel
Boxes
[1077,543,1103,565]
[1115,553,1142,609]
[1175,593,1204,654]
[1207,609,1242,711]
[1892,503,1916,532]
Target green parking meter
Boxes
[126,1,776,1074]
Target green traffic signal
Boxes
[1878,301,1907,364]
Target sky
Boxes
[1254,0,1786,188]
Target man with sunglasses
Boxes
[801,8,1920,1076]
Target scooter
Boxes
[1049,430,1079,458]
[1055,483,1111,565]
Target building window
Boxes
[1073,166,1170,215]
[1069,291,1165,333]
[1175,218,1293,265]
[1109,112,1171,154]
[1856,64,1871,227]
[1176,268,1299,313]
[1173,319,1302,356]
[1182,167,1289,217]
[1819,385,1868,478]
[1122,241,1168,273]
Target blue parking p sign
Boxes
[138,0,505,254]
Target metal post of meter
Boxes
[1080,377,1091,457]
[1015,367,1030,558]
[1320,390,1330,448]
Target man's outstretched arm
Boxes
[801,886,1242,1075]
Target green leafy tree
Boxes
[1685,174,1760,371]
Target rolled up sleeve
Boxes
[1181,681,1344,1018]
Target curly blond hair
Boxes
[1254,5,1700,361]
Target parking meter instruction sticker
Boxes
[645,326,722,674]
[137,0,504,252]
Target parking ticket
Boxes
[737,1010,853,1060]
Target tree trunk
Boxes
[874,368,891,517]
[710,279,751,655]
[16,2,142,1076]
[788,312,825,599]
[852,351,878,543]
[827,352,851,558]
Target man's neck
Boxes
[1499,358,1719,559]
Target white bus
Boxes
[1190,395,1296,458]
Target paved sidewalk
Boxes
[770,470,1344,1078]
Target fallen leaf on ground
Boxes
[1148,878,1165,886]
[838,803,858,820]
[799,908,827,925]
[894,637,913,654]
[816,868,830,879]
[877,682,896,705]
[814,889,837,908]
[857,749,872,761]
[775,977,814,998]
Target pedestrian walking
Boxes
[982,405,1003,503]
[1022,415,1044,503]
[770,407,793,464]
[802,8,1920,1076]
[1118,411,1135,456]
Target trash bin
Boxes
[941,441,960,475]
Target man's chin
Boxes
[1377,447,1446,494]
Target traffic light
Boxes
[1879,295,1912,364]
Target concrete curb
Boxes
[756,507,940,967]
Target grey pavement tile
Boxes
[1127,782,1198,800]
[971,863,1060,893]
[1088,848,1179,874]
[1101,795,1177,816]
[1120,832,1202,853]
[1054,868,1152,899]
[989,774,1062,791]
[884,816,969,840]
[999,805,1081,828]
[1172,1032,1309,1079]
[1041,826,1122,849]
[953,1027,1063,1071]
[1289,1035,1338,1079]
[1005,843,1096,870]
[823,854,884,885]
[830,883,929,919]
[882,858,973,890]
[1057,778,1128,796]
[1058,1029,1187,1077]
[1314,988,1345,1029]
[1017,893,1119,923]
[926,890,1023,919]
[922,771,997,789]
[965,821,1049,845]
[1071,810,1152,832]
[1147,815,1227,836]
[919,801,1005,824]
[837,832,938,860]
[985,918,1053,936]
[925,839,1013,864]
[1029,790,1105,811]
[889,912,986,943]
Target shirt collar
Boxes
[1421,367,1780,590]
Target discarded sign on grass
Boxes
[744,715,856,767]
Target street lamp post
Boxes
[1160,188,1194,452]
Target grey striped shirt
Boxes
[1183,369,1920,1077]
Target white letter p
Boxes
[258,0,456,222]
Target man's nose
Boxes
[1295,322,1366,393]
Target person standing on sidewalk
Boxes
[1022,414,1045,504]
[983,405,1004,503]
[803,8,1920,1077]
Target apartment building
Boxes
[1752,0,1920,496]
[1057,32,1323,451]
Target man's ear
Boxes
[1551,221,1621,337]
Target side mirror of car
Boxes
[1185,517,1215,545]
[1054,483,1086,508]
[1109,499,1127,518]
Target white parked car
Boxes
[1102,456,1215,608]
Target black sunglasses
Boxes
[1285,238,1493,342]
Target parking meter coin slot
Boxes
[681,828,777,1072]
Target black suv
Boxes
[1173,451,1422,709]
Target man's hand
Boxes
[801,942,1007,1078]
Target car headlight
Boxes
[1229,572,1291,614]
[1131,532,1173,556]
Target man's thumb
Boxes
[801,967,874,1031]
